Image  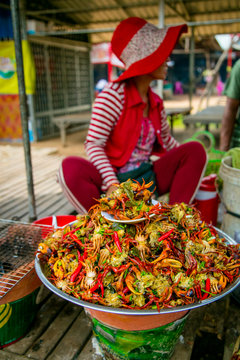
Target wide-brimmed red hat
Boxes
[111,17,188,82]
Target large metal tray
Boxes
[35,227,240,315]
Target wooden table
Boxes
[166,107,192,135]
[183,105,225,131]
[53,111,91,147]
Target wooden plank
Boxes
[0,155,61,193]
[0,150,74,221]
[196,298,227,339]
[171,307,205,360]
[26,301,82,359]
[1,192,70,221]
[35,193,75,217]
[0,178,61,213]
[4,168,61,200]
[1,178,64,214]
[47,310,92,360]
[223,297,240,360]
[0,145,75,221]
[76,336,104,360]
[0,353,30,359]
[2,294,67,355]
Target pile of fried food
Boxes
[37,180,240,311]
[99,179,158,220]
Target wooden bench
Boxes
[53,111,91,147]
[183,105,225,131]
[52,107,192,145]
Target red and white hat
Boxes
[111,17,188,82]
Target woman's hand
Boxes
[106,184,118,197]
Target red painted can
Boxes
[194,174,219,226]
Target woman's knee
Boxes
[58,157,102,199]
[57,156,102,212]
[180,141,207,167]
[61,156,101,184]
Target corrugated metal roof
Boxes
[14,0,240,44]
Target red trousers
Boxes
[57,141,207,214]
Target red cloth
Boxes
[85,80,178,191]
[105,81,167,167]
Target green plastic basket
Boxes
[206,149,226,176]
[184,131,225,176]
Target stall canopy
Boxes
[21,0,240,44]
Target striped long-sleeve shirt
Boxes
[85,81,178,192]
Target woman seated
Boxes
[57,17,207,214]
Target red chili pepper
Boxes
[112,264,130,274]
[122,286,130,295]
[63,228,85,247]
[99,282,104,297]
[89,281,100,293]
[100,266,111,279]
[130,257,146,268]
[156,301,160,313]
[70,233,85,247]
[194,284,202,299]
[209,226,217,236]
[63,227,81,239]
[141,298,154,309]
[70,250,82,282]
[89,267,110,296]
[83,246,88,259]
[89,279,104,297]
[113,231,122,253]
[201,278,211,300]
[157,229,174,242]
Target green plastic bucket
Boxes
[92,312,188,360]
[0,288,40,348]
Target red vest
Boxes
[105,80,166,168]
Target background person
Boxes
[57,17,207,214]
[220,59,240,151]
[94,78,108,97]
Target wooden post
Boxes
[189,27,195,110]
[156,0,164,98]
[10,0,37,221]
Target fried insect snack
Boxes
[37,202,240,311]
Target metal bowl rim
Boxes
[35,227,240,315]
